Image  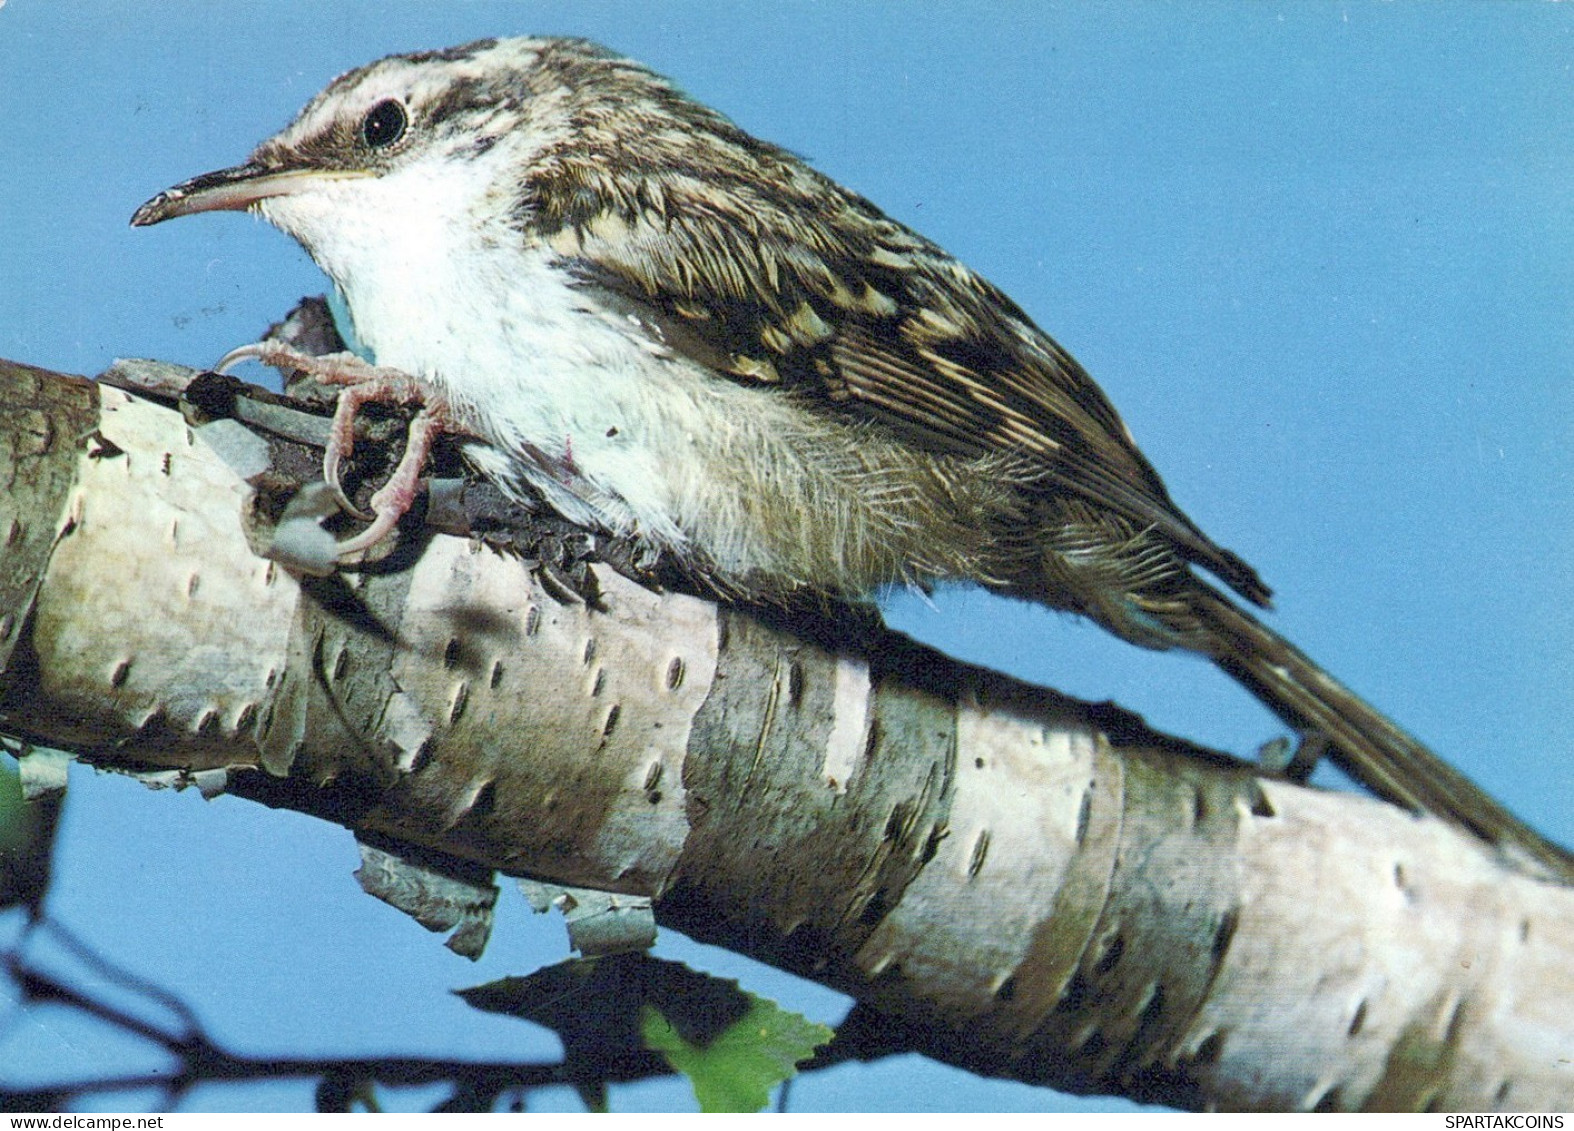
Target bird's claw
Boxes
[331,404,447,560]
[214,339,387,384]
[216,339,446,557]
[323,395,372,521]
[214,340,275,375]
[322,452,371,522]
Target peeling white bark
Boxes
[1,361,1569,1111]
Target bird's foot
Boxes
[217,340,449,559]
[332,401,451,557]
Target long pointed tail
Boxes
[1193,587,1574,884]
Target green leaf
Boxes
[460,953,831,1112]
[641,991,832,1113]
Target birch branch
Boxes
[0,357,1568,1112]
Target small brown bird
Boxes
[132,37,1570,879]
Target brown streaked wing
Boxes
[548,177,1270,606]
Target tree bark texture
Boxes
[0,359,1569,1111]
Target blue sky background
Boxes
[0,0,1568,1114]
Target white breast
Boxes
[260,153,732,551]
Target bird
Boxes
[131,36,1571,880]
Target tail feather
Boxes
[1193,587,1574,884]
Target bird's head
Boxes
[129,37,736,282]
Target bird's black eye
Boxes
[362,99,408,149]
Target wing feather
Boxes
[532,149,1270,606]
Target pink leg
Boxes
[322,375,428,518]
[218,341,424,512]
[215,340,409,386]
[332,401,451,558]
[216,340,450,557]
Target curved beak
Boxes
[131,163,370,227]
